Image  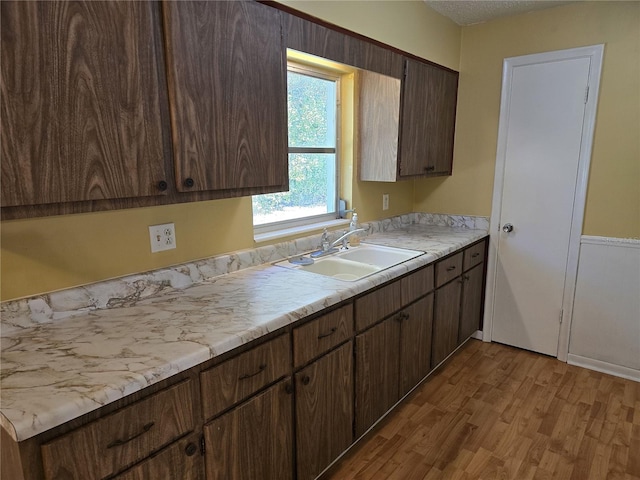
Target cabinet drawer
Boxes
[41,380,196,480]
[435,252,463,288]
[401,264,434,305]
[114,434,204,480]
[293,304,353,367]
[355,280,402,332]
[463,241,486,271]
[201,334,290,420]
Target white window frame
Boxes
[253,62,341,236]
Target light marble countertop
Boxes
[1,224,488,442]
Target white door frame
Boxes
[483,44,604,362]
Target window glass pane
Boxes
[252,153,336,226]
[288,71,336,149]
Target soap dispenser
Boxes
[349,211,361,246]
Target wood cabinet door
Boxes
[163,1,288,193]
[432,279,462,367]
[295,342,353,480]
[399,58,458,177]
[355,318,400,438]
[399,294,434,397]
[459,263,485,343]
[115,435,204,480]
[358,70,402,182]
[203,380,294,480]
[1,1,168,207]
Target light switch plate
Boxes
[149,223,176,253]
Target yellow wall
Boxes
[414,1,640,239]
[1,199,255,299]
[0,1,460,301]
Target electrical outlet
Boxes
[382,194,389,211]
[149,223,176,253]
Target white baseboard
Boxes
[471,330,483,340]
[567,353,640,383]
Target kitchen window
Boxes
[252,62,340,234]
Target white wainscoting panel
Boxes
[568,236,640,381]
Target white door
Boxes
[489,46,603,357]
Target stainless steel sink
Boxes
[275,243,424,281]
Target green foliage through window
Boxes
[253,66,338,227]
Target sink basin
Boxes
[300,257,381,281]
[275,243,424,281]
[336,244,422,269]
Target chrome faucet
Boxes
[310,228,367,258]
[334,228,367,249]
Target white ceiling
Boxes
[424,0,577,26]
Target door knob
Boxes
[502,223,514,233]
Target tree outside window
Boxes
[253,65,339,228]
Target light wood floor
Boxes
[324,340,640,480]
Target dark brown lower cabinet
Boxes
[355,317,401,438]
[432,278,462,367]
[399,294,434,397]
[41,379,197,480]
[1,241,490,480]
[459,263,485,342]
[295,342,354,480]
[203,379,293,480]
[115,435,204,480]
[355,290,436,439]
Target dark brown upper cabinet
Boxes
[283,12,403,79]
[398,58,458,178]
[1,1,458,219]
[357,59,458,182]
[0,1,168,208]
[162,1,288,193]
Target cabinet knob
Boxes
[302,375,310,386]
[446,266,457,272]
[157,180,168,191]
[184,177,195,188]
[285,382,294,395]
[184,442,198,457]
[424,165,435,172]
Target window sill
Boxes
[254,219,350,244]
